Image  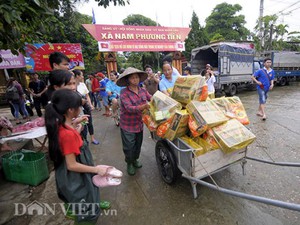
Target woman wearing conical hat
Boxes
[116,67,152,176]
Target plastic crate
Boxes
[1,149,49,186]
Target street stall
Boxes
[143,75,300,212]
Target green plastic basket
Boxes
[1,149,49,186]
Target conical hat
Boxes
[116,67,148,87]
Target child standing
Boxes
[45,89,115,224]
[116,67,151,176]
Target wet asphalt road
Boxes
[97,82,300,225]
[1,82,299,225]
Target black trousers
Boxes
[33,97,43,117]
[81,105,94,141]
[120,128,143,163]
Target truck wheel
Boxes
[155,140,181,184]
[279,77,288,86]
[224,84,237,96]
[246,83,257,91]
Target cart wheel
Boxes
[155,140,181,184]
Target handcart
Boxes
[151,133,300,212]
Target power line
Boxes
[276,0,300,15]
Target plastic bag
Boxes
[149,91,182,123]
[193,136,217,153]
[202,129,220,151]
[180,135,206,157]
[142,114,158,132]
[156,117,173,138]
[188,115,207,137]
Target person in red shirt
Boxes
[116,67,151,176]
[45,89,120,223]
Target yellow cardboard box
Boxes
[186,100,228,129]
[212,119,256,154]
[171,75,207,106]
[164,110,189,141]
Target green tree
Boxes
[0,0,129,54]
[183,11,209,61]
[43,10,101,73]
[205,3,249,41]
[253,14,293,51]
[123,14,159,26]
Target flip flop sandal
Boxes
[96,165,123,177]
[256,113,263,117]
[92,175,121,187]
[262,116,267,120]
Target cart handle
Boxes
[182,174,300,212]
[246,156,300,167]
[166,139,194,153]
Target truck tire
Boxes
[279,77,288,86]
[224,84,237,96]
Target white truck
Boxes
[190,41,257,96]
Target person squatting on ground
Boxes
[106,70,123,118]
[117,67,152,176]
[74,69,100,145]
[251,58,275,121]
[45,89,118,224]
[6,78,30,124]
[28,73,47,117]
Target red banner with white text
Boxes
[25,43,84,72]
[82,24,191,52]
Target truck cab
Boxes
[260,51,300,86]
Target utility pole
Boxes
[259,0,264,50]
[269,24,274,51]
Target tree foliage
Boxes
[252,14,297,51]
[183,11,209,61]
[44,11,101,73]
[0,0,129,54]
[123,14,159,26]
[205,3,249,41]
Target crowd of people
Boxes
[0,51,275,224]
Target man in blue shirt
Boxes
[252,58,275,120]
[99,73,110,116]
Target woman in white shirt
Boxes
[205,68,216,99]
[74,70,100,145]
